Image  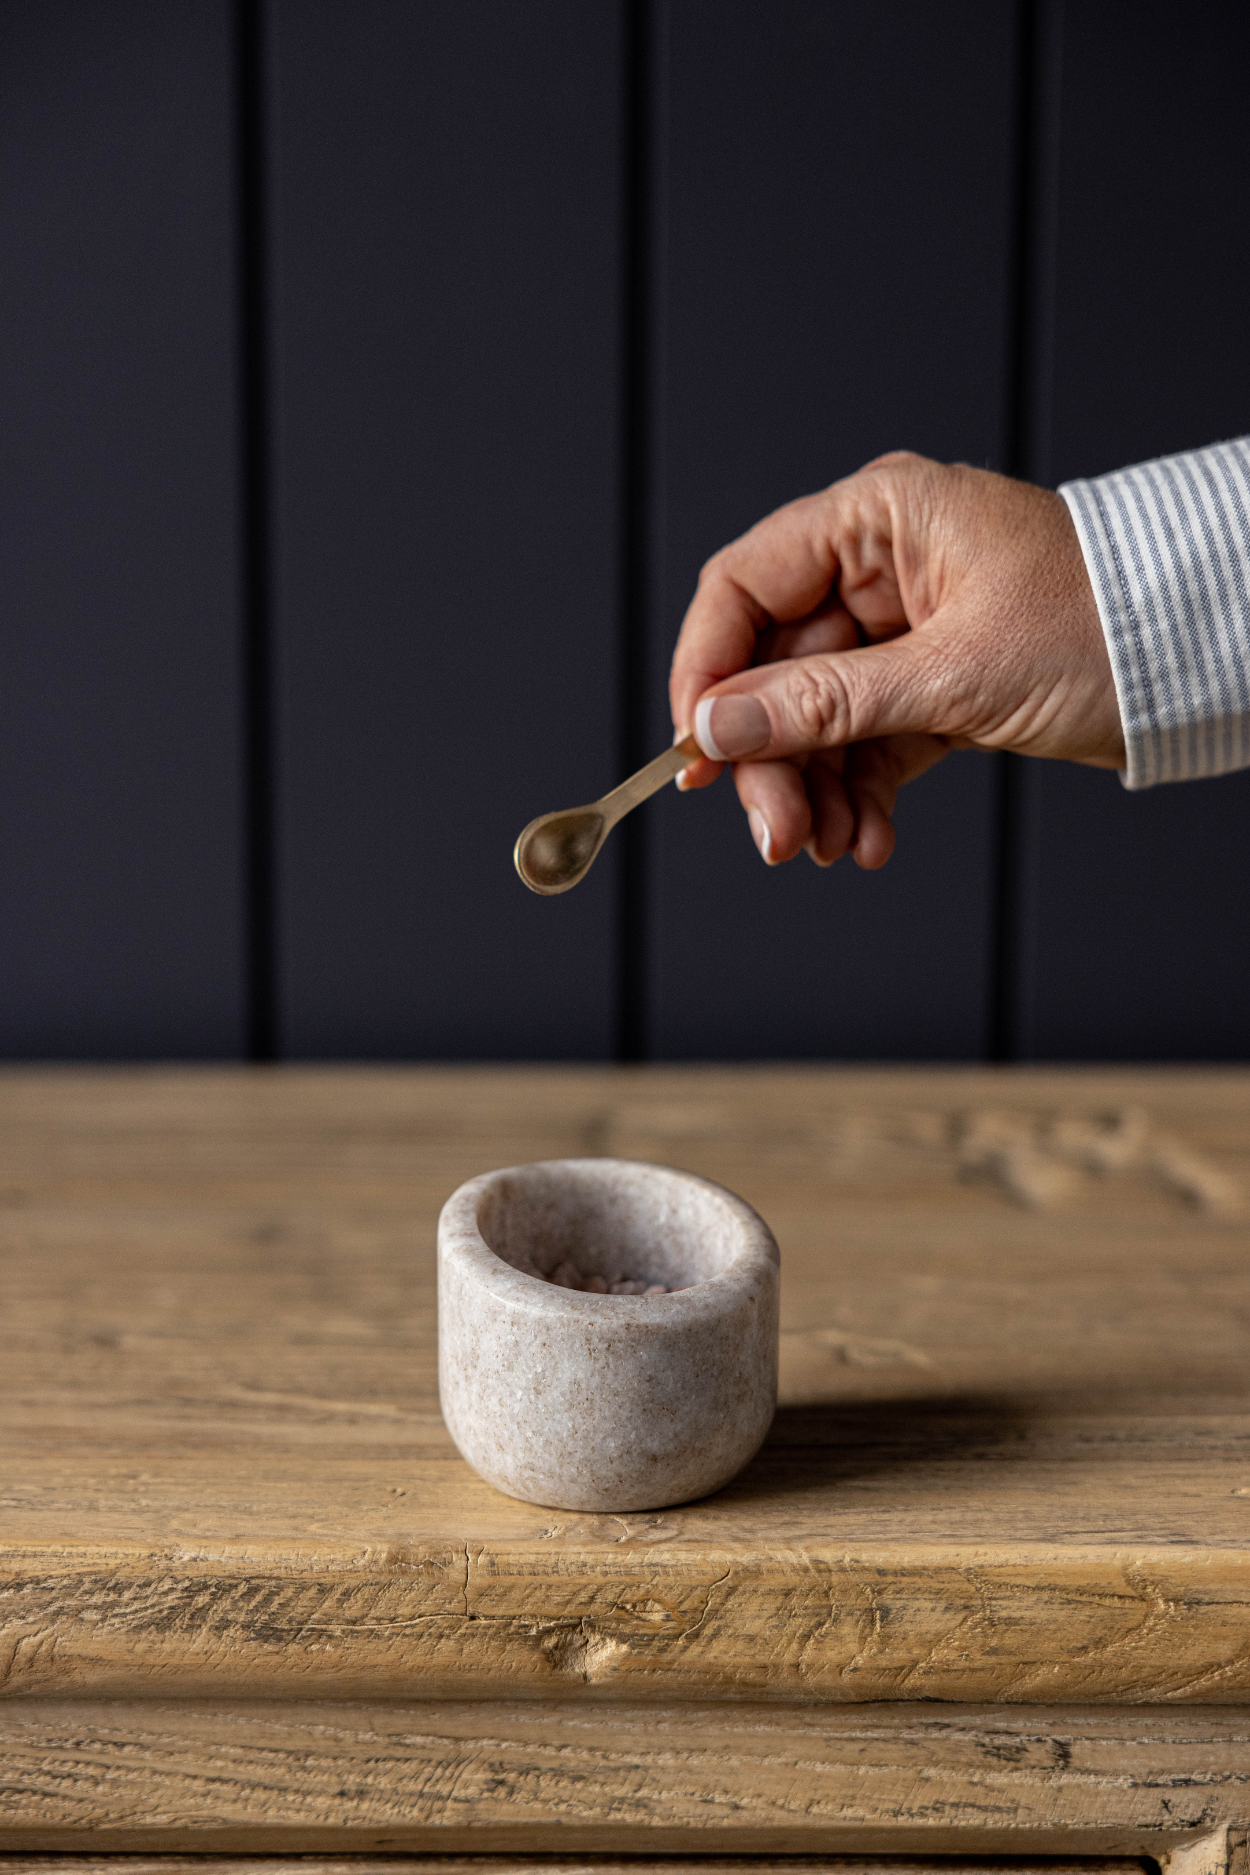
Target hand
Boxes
[670,451,1122,869]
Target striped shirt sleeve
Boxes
[1059,437,1250,789]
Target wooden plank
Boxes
[0,1862,1154,1875]
[268,1,625,1059]
[1017,2,1250,1060]
[640,0,1017,1058]
[2,1068,1250,1700]
[0,3,246,1057]
[6,1543,1250,1705]
[0,1700,1243,1852]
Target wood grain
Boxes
[0,1862,1153,1875]
[0,1699,1243,1853]
[4,1068,1250,1702]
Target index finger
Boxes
[669,489,841,736]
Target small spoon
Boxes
[515,733,702,895]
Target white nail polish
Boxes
[675,768,691,791]
[694,696,726,762]
[748,809,773,864]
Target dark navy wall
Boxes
[1,0,1247,1062]
[267,1,625,1058]
[0,1,245,1055]
[1011,0,1250,1059]
[639,0,1015,1060]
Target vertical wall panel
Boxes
[1017,764,1250,1061]
[270,1,624,1058]
[1017,1,1250,1058]
[642,0,1017,1059]
[0,2,245,1056]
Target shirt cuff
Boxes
[1059,437,1250,789]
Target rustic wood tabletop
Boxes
[2,1065,1250,1859]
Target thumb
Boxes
[693,634,953,762]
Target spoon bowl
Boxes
[515,734,700,895]
[514,809,607,895]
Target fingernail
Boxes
[674,767,691,791]
[695,694,771,761]
[804,836,834,869]
[748,809,773,864]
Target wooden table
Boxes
[3,1064,1250,1872]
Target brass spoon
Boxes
[515,733,702,895]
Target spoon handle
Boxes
[601,733,702,826]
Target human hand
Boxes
[670,452,1122,869]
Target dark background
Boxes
[1,0,1248,1063]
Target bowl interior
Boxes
[476,1161,748,1292]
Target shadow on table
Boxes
[712,1394,1033,1508]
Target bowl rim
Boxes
[437,1155,779,1322]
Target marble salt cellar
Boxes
[437,1157,780,1512]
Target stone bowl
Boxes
[437,1157,780,1512]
